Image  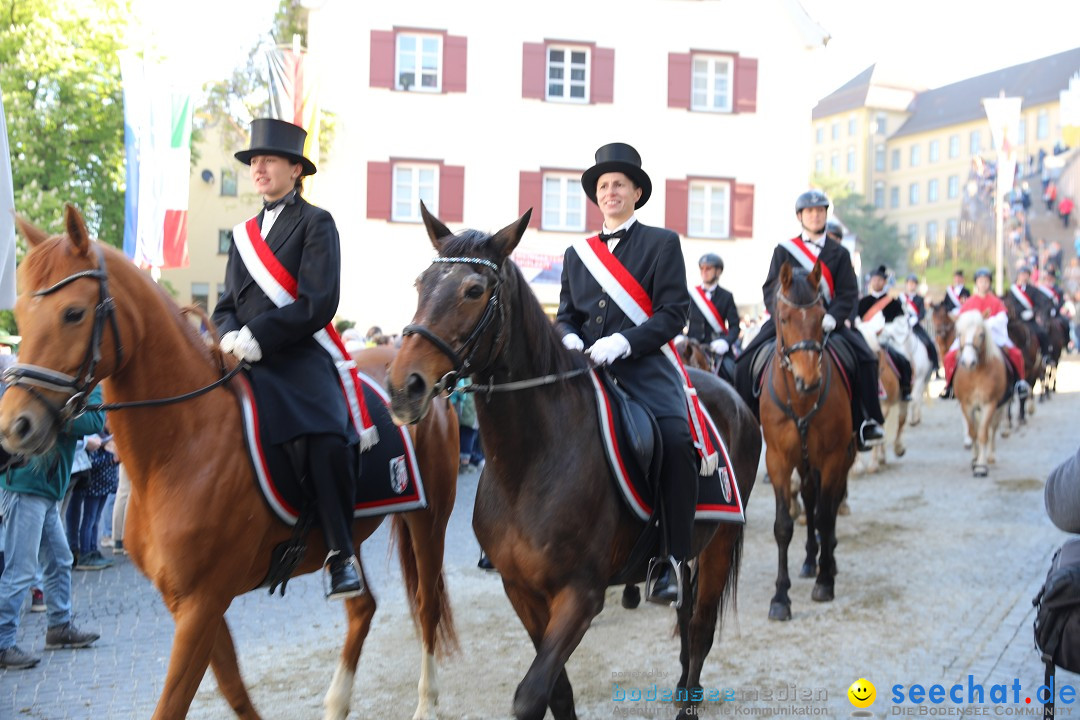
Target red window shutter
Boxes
[518,171,542,228]
[366,161,392,220]
[592,47,615,104]
[667,52,691,110]
[585,196,603,231]
[731,182,755,238]
[369,30,396,90]
[666,179,689,236]
[734,56,758,113]
[522,43,546,100]
[443,35,467,93]
[439,164,465,222]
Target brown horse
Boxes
[387,206,760,720]
[0,206,458,720]
[760,261,854,621]
[1037,304,1066,398]
[931,301,955,371]
[1002,293,1042,422]
[674,335,713,372]
[952,310,1008,477]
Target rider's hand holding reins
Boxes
[561,333,584,351]
[822,314,837,334]
[710,338,729,355]
[587,333,630,366]
[227,326,263,363]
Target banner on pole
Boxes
[0,83,18,309]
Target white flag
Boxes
[0,83,18,309]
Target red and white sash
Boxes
[899,292,919,318]
[690,285,728,335]
[572,235,718,476]
[232,217,378,450]
[946,285,964,308]
[1037,285,1060,304]
[861,293,893,322]
[1009,284,1034,312]
[777,236,835,302]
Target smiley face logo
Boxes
[848,678,876,708]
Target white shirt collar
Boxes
[261,203,285,236]
[869,288,887,298]
[603,215,637,251]
[801,230,825,248]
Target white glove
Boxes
[561,333,584,351]
[709,338,730,355]
[1021,309,1034,321]
[822,314,837,333]
[231,325,263,363]
[908,314,918,327]
[219,330,239,354]
[1051,308,1058,317]
[587,333,631,366]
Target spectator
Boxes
[364,326,383,347]
[449,379,484,473]
[110,463,130,555]
[1060,197,1074,230]
[1065,258,1080,298]
[340,327,364,355]
[65,433,113,571]
[74,434,119,571]
[1046,446,1080,533]
[1049,240,1065,273]
[1045,181,1058,211]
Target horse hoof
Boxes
[799,561,816,578]
[768,601,792,621]
[838,500,850,516]
[796,513,807,526]
[621,584,641,610]
[963,438,973,449]
[973,465,989,477]
[811,583,834,602]
[895,445,906,458]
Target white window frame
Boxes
[909,182,919,205]
[545,45,590,103]
[1037,110,1050,140]
[814,154,823,174]
[949,134,960,158]
[947,175,960,199]
[873,181,885,209]
[687,180,731,239]
[874,144,886,172]
[395,33,442,92]
[969,130,981,156]
[926,220,939,245]
[691,54,734,113]
[392,163,439,223]
[929,139,940,163]
[846,146,856,173]
[928,178,939,203]
[848,116,857,136]
[909,144,920,167]
[541,173,586,232]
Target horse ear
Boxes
[420,201,453,252]
[14,215,48,248]
[809,259,822,289]
[780,261,793,290]
[64,204,91,257]
[489,208,531,260]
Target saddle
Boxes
[749,336,855,400]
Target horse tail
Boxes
[720,524,744,624]
[390,514,459,654]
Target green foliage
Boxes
[812,174,905,272]
[1,0,128,247]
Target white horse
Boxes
[852,315,908,473]
[880,315,934,426]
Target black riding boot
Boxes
[856,361,885,450]
[892,351,913,401]
[308,434,365,600]
[646,418,697,609]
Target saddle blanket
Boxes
[235,371,427,526]
[589,370,744,524]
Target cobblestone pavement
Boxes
[3,359,1080,719]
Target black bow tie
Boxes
[599,228,627,242]
[263,191,296,213]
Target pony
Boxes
[758,261,854,621]
[952,310,1007,477]
[0,206,458,720]
[386,205,760,720]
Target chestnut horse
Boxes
[760,262,855,621]
[952,310,1007,477]
[0,207,458,720]
[387,206,760,720]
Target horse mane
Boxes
[438,230,586,377]
[954,309,984,337]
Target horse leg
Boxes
[207,618,262,719]
[894,403,907,458]
[973,403,991,477]
[152,595,232,720]
[811,458,845,603]
[799,468,818,579]
[323,564,377,720]
[767,458,795,621]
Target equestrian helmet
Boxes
[906,273,919,283]
[825,219,844,238]
[795,190,831,213]
[699,253,724,270]
[974,267,992,280]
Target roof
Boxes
[891,46,1080,139]
[812,64,922,119]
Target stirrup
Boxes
[1015,380,1031,399]
[644,555,685,610]
[858,420,885,448]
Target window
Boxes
[873,181,885,209]
[948,175,960,199]
[890,186,900,209]
[831,122,840,140]
[392,164,438,222]
[928,178,939,203]
[891,148,901,170]
[814,154,823,175]
[874,144,885,172]
[846,146,856,173]
[946,218,958,242]
[909,144,920,167]
[1018,118,1027,145]
[848,117,857,136]
[929,140,940,163]
[907,224,918,245]
[546,46,589,102]
[220,168,237,197]
[969,130,981,155]
[688,181,730,238]
[830,151,840,174]
[191,282,209,311]
[217,229,231,255]
[815,126,824,144]
[909,182,919,205]
[949,134,960,158]
[396,33,442,91]
[875,112,887,136]
[541,174,586,231]
[926,221,938,245]
[691,55,732,112]
[1037,109,1050,140]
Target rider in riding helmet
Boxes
[734,190,887,450]
[686,253,741,382]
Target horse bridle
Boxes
[402,256,506,395]
[774,287,827,374]
[3,243,123,427]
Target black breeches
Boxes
[306,434,356,556]
[835,327,885,426]
[657,417,698,560]
[885,346,912,394]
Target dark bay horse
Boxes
[930,301,955,372]
[1037,303,1066,398]
[0,206,458,720]
[387,206,760,720]
[674,335,713,373]
[1002,292,1042,421]
[760,262,854,621]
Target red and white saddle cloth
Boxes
[572,235,718,476]
[778,236,835,303]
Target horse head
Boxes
[955,310,988,369]
[776,260,825,394]
[0,205,128,456]
[388,202,531,425]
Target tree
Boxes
[1,0,128,246]
[811,174,905,272]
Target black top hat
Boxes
[234,118,317,176]
[871,265,888,278]
[581,142,652,209]
[953,269,965,277]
